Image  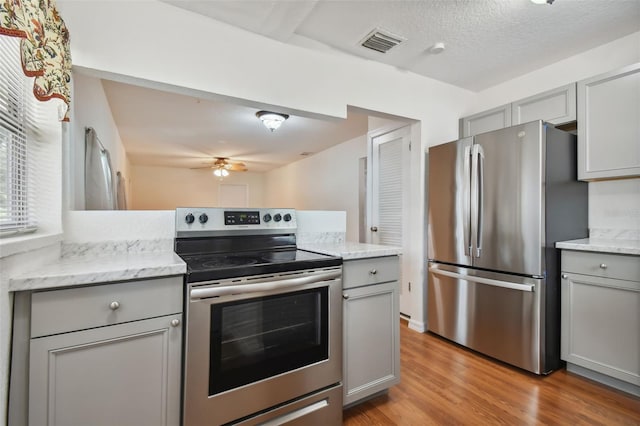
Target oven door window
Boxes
[209,287,329,395]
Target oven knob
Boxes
[283,213,292,222]
[185,213,195,224]
[199,213,208,224]
[263,213,272,222]
[273,213,282,222]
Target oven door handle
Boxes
[190,270,341,300]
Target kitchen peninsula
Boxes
[7,210,402,425]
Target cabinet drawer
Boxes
[31,276,183,338]
[562,250,640,282]
[343,256,399,289]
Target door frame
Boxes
[367,124,412,316]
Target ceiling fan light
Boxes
[256,111,289,132]
[213,168,229,177]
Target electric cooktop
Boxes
[181,249,342,282]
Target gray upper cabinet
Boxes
[459,104,511,138]
[512,83,577,125]
[461,83,578,138]
[577,63,640,180]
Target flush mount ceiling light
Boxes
[530,0,554,4]
[256,111,289,132]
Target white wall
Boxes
[130,165,265,210]
[71,72,130,209]
[265,135,366,242]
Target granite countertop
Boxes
[555,238,640,256]
[9,251,186,292]
[299,242,402,260]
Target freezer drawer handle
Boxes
[429,266,535,292]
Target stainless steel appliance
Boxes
[427,120,588,374]
[175,208,343,425]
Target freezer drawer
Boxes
[427,263,548,374]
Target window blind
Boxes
[0,36,38,236]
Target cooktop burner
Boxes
[180,249,341,282]
[199,257,259,269]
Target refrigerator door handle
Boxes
[475,144,484,258]
[463,145,472,256]
[429,265,535,292]
[470,144,481,258]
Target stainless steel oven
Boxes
[175,208,343,426]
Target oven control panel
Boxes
[176,207,297,236]
[224,211,261,225]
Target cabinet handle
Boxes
[342,293,349,300]
[599,263,608,270]
[170,319,181,327]
[109,301,120,311]
[369,269,377,275]
[561,274,568,279]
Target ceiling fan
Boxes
[192,157,248,177]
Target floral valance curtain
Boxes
[0,0,71,121]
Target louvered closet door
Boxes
[371,128,409,246]
[370,126,410,314]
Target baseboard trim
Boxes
[567,363,640,397]
[408,319,426,333]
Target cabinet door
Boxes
[29,314,182,426]
[343,281,400,406]
[561,272,640,386]
[459,104,511,137]
[512,83,576,125]
[577,63,640,180]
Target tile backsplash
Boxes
[589,178,640,239]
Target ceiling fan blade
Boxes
[227,163,248,171]
[190,165,214,170]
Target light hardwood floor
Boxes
[343,320,640,425]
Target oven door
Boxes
[184,267,342,426]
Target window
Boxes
[0,36,39,236]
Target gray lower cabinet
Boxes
[27,276,183,426]
[577,63,640,180]
[342,256,400,406]
[561,250,640,395]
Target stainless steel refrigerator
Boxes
[427,120,588,374]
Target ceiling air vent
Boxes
[360,28,405,53]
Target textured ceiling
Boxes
[165,0,640,91]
